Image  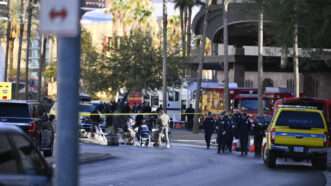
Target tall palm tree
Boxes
[162,0,168,111]
[193,0,209,133]
[174,0,186,57]
[186,0,195,57]
[15,0,25,98]
[25,0,33,99]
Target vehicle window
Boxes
[239,99,270,111]
[79,104,94,112]
[276,111,324,129]
[0,103,30,118]
[10,134,47,175]
[0,134,19,174]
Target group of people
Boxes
[203,111,265,157]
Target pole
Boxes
[25,0,33,99]
[223,0,229,112]
[162,0,168,111]
[293,22,299,98]
[4,0,11,81]
[193,0,209,133]
[15,0,24,99]
[55,34,81,186]
[257,3,264,117]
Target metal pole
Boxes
[38,37,47,101]
[25,0,33,99]
[15,0,24,99]
[223,0,229,112]
[55,35,81,186]
[293,22,300,98]
[4,0,11,81]
[257,3,264,117]
[162,0,168,111]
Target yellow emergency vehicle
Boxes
[262,105,329,170]
[0,82,12,100]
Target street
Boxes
[80,143,326,186]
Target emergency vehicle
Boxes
[262,105,328,170]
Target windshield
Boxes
[79,104,95,113]
[0,103,30,118]
[239,99,270,112]
[276,111,324,129]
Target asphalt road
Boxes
[80,143,326,186]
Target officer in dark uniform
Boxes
[238,113,251,156]
[253,116,267,157]
[203,112,215,149]
[224,113,234,153]
[216,114,226,154]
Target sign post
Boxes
[40,0,80,186]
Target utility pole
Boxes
[193,0,209,133]
[223,0,230,112]
[4,0,11,81]
[162,0,168,111]
[25,0,33,99]
[15,0,25,99]
[293,1,300,98]
[257,1,264,117]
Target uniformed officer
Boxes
[216,114,226,154]
[224,113,235,153]
[203,112,215,149]
[238,113,251,156]
[253,116,266,157]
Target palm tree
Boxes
[24,0,33,99]
[174,0,187,57]
[15,0,24,98]
[193,0,209,133]
[186,0,195,57]
[162,0,168,111]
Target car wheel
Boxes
[263,147,276,168]
[312,155,327,170]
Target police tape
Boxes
[79,112,203,116]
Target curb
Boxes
[46,153,113,165]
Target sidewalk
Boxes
[170,128,217,146]
[46,152,113,165]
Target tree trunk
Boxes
[25,0,33,99]
[257,3,264,117]
[223,0,230,112]
[293,22,300,98]
[15,0,25,99]
[38,36,47,101]
[193,0,209,133]
[183,7,187,57]
[180,8,185,57]
[186,6,192,57]
[4,0,11,81]
[162,0,168,112]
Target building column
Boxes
[233,63,245,87]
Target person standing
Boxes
[224,113,234,153]
[157,109,171,148]
[238,113,251,156]
[216,114,226,154]
[185,104,195,129]
[253,116,266,157]
[203,112,215,149]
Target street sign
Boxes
[0,82,12,100]
[40,0,79,36]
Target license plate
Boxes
[293,146,304,152]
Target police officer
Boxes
[203,112,215,149]
[253,116,266,157]
[224,113,234,153]
[238,113,251,156]
[216,114,226,154]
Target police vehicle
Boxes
[262,105,329,170]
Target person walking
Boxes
[253,116,266,157]
[224,113,234,153]
[157,109,171,148]
[216,114,226,154]
[238,113,251,156]
[203,112,215,149]
[185,104,195,129]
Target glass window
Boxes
[276,111,324,129]
[11,134,47,175]
[0,103,30,118]
[0,134,19,174]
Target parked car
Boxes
[0,124,53,185]
[0,100,54,157]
